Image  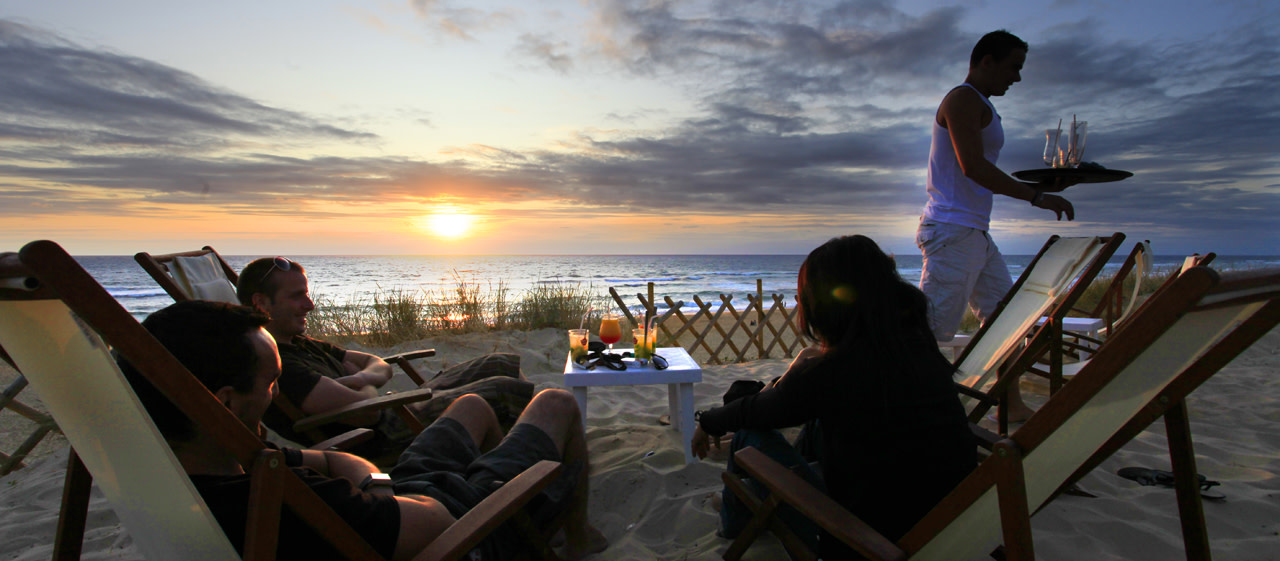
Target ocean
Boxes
[75,253,1280,320]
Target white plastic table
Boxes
[563,347,702,464]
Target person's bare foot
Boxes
[557,525,608,561]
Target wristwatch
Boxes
[359,472,394,491]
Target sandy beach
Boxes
[1,325,1278,560]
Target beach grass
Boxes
[307,276,606,346]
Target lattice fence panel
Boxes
[609,281,813,365]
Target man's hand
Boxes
[1032,192,1075,221]
[691,425,720,460]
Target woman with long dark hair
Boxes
[692,235,976,560]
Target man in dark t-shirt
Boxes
[119,301,607,560]
[236,256,531,448]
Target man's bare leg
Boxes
[438,393,504,452]
[512,389,607,560]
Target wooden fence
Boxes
[608,281,814,365]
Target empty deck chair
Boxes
[1035,240,1152,355]
[724,264,1280,561]
[0,240,562,561]
[1029,251,1218,382]
[951,234,1123,429]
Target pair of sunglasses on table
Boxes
[574,341,668,371]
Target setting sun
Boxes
[416,211,475,239]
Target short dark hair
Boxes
[118,300,270,442]
[970,30,1027,67]
[795,235,938,363]
[236,257,305,306]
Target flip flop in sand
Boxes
[1116,467,1225,501]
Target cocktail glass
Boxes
[1068,121,1087,167]
[1043,128,1062,167]
[599,313,622,352]
[632,327,655,360]
[568,328,589,363]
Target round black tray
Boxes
[1013,168,1133,184]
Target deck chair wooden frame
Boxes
[1031,240,1151,359]
[1,240,563,561]
[0,345,59,475]
[953,234,1124,430]
[135,247,440,447]
[135,246,241,302]
[723,265,1280,561]
[1028,252,1218,383]
[1070,240,1152,335]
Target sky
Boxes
[1,0,1277,256]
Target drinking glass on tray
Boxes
[1067,121,1087,167]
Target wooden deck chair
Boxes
[1034,240,1152,356]
[1029,252,1218,382]
[135,246,241,303]
[951,234,1124,428]
[0,344,59,475]
[0,240,563,561]
[135,247,440,449]
[724,264,1280,561]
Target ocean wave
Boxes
[603,277,681,284]
[108,289,168,298]
[697,271,770,276]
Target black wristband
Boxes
[1030,191,1045,206]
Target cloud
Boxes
[1,3,1278,254]
[407,0,520,41]
[514,33,575,73]
[0,20,375,157]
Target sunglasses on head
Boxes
[256,256,293,285]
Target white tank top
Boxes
[922,83,1003,231]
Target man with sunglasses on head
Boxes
[237,257,533,453]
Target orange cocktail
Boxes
[599,313,622,351]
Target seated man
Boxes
[118,300,608,560]
[235,256,533,449]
